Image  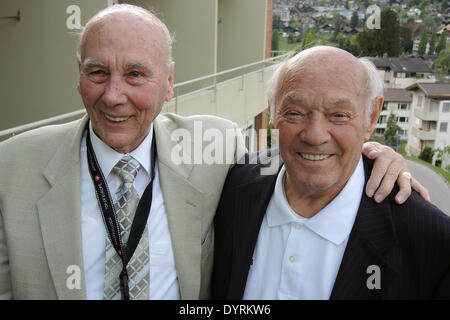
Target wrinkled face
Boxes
[78,14,174,153]
[273,53,378,197]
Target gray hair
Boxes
[76,4,174,65]
[268,52,384,127]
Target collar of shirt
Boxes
[88,122,153,178]
[267,156,365,245]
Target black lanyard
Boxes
[86,126,156,300]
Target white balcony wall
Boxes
[163,65,277,126]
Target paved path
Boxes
[405,159,450,216]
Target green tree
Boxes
[358,7,401,57]
[418,146,434,163]
[332,11,342,42]
[289,17,301,29]
[302,31,316,49]
[288,33,295,44]
[345,0,350,10]
[272,14,282,30]
[435,146,450,165]
[271,29,280,53]
[267,120,272,149]
[336,32,345,48]
[418,31,428,55]
[400,26,413,53]
[436,31,447,54]
[418,0,429,11]
[428,32,437,54]
[437,47,450,73]
[342,35,360,56]
[364,0,370,9]
[350,10,359,29]
[384,113,401,147]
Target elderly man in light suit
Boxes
[0,5,425,300]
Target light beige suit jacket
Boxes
[0,113,245,299]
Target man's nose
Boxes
[299,113,330,145]
[102,76,127,106]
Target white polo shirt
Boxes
[243,157,365,300]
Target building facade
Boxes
[375,88,413,143]
[368,56,436,89]
[406,83,450,167]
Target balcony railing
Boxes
[412,126,437,141]
[414,107,439,121]
[0,52,294,142]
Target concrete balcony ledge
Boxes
[414,108,439,121]
[412,126,437,141]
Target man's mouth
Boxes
[298,153,331,161]
[104,113,131,123]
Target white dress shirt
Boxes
[80,122,181,300]
[243,157,365,300]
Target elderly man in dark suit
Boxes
[213,46,450,299]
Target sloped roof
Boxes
[406,82,450,99]
[383,88,413,102]
[389,57,433,73]
[365,57,433,73]
[366,57,391,68]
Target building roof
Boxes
[365,57,433,73]
[366,57,391,69]
[389,57,433,73]
[383,88,412,102]
[405,83,450,99]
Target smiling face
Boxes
[272,47,380,200]
[78,12,174,153]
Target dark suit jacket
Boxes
[213,150,450,299]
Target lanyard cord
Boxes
[86,127,156,300]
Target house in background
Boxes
[367,56,435,89]
[375,88,413,142]
[406,83,450,168]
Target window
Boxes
[377,116,386,124]
[398,103,409,110]
[398,117,408,123]
[440,122,448,133]
[430,122,437,130]
[443,103,450,113]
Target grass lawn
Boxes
[404,155,450,184]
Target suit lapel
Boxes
[330,158,398,299]
[228,156,281,299]
[154,117,204,300]
[36,116,89,299]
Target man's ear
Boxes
[77,58,82,94]
[364,96,383,140]
[268,100,277,129]
[165,62,175,102]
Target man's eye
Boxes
[129,71,141,78]
[90,70,106,75]
[285,112,305,118]
[330,113,350,122]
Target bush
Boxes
[418,146,434,163]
